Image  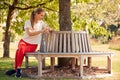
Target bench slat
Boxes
[79,33,82,52]
[52,33,56,52]
[81,33,85,52]
[72,32,75,52]
[55,33,58,52]
[59,33,62,52]
[75,33,79,52]
[63,33,66,52]
[68,33,71,52]
[86,32,92,52]
[84,33,88,52]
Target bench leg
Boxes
[88,57,92,68]
[76,58,78,66]
[25,56,28,68]
[80,55,84,77]
[42,58,45,68]
[51,57,55,72]
[107,55,112,73]
[37,55,42,78]
[72,58,76,70]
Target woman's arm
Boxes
[43,27,53,34]
[26,28,45,36]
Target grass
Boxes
[0,58,33,80]
[0,41,120,80]
[109,36,120,51]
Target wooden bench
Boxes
[25,31,113,78]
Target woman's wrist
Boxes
[38,30,44,33]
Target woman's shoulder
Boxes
[25,20,30,23]
[38,20,45,23]
[24,20,31,28]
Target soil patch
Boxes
[22,66,111,79]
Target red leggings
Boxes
[14,39,38,69]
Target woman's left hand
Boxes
[44,29,50,34]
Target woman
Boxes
[5,8,51,78]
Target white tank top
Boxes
[22,20,47,44]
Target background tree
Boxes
[72,0,120,42]
[1,0,55,58]
[2,0,18,57]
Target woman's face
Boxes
[35,12,45,21]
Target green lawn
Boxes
[0,42,120,80]
[0,58,33,80]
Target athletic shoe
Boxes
[5,69,16,76]
[15,69,21,78]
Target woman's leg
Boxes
[14,39,26,70]
[14,39,37,70]
[14,39,37,78]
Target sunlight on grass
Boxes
[92,57,107,66]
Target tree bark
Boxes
[3,0,18,57]
[59,0,71,31]
[58,0,72,66]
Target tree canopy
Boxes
[0,0,120,57]
[1,0,120,35]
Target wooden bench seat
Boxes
[25,31,113,78]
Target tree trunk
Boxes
[3,0,18,58]
[58,0,72,66]
[59,0,71,31]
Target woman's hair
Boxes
[30,8,44,28]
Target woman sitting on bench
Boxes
[5,8,52,78]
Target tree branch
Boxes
[2,1,11,7]
[18,2,30,7]
[43,6,58,12]
[1,0,56,12]
[15,0,54,10]
[14,2,46,10]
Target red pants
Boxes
[14,39,38,69]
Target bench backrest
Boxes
[40,31,92,53]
